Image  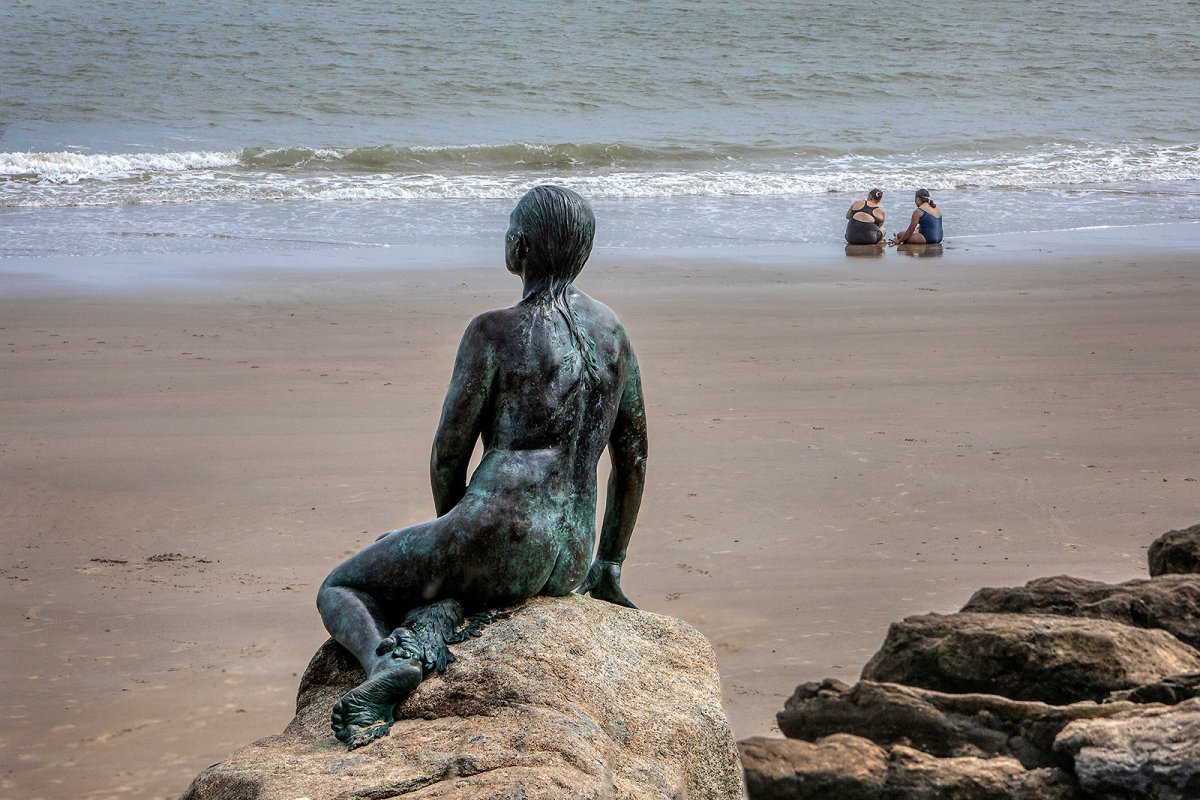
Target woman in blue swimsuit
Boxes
[890,189,943,245]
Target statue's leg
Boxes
[316,584,390,665]
[317,519,457,662]
[316,520,464,748]
[314,506,535,748]
[316,581,422,748]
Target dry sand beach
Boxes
[2,234,1199,798]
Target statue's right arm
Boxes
[579,346,647,607]
[430,316,494,517]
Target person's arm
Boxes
[578,346,647,607]
[845,202,860,221]
[891,209,921,244]
[430,315,494,516]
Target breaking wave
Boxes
[2,141,1198,208]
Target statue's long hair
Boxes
[511,185,600,385]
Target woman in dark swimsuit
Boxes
[845,188,886,245]
[890,189,943,245]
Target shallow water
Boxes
[2,0,1198,263]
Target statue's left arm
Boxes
[579,346,647,607]
[430,316,494,516]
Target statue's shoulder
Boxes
[569,289,626,332]
[464,306,522,337]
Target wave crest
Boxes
[2,141,1197,207]
[237,142,739,172]
[0,149,241,184]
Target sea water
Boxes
[2,0,1198,269]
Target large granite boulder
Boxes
[1055,697,1200,799]
[181,595,745,800]
[963,573,1200,649]
[739,733,1078,800]
[1148,522,1200,577]
[860,612,1200,704]
[776,678,1137,768]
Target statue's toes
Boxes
[330,702,350,741]
[392,630,421,658]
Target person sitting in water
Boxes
[845,188,886,245]
[315,185,648,749]
[889,189,943,245]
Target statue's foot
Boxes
[403,599,466,674]
[375,627,421,659]
[331,646,423,750]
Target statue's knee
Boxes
[316,575,340,614]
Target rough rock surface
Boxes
[776,678,1137,768]
[1148,522,1200,577]
[1055,698,1200,799]
[181,595,745,800]
[739,734,1078,800]
[743,524,1200,800]
[860,612,1200,704]
[963,573,1200,649]
[1109,670,1200,705]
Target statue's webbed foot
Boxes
[394,600,512,674]
[456,607,512,640]
[330,651,423,750]
[402,599,466,674]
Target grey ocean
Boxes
[2,0,1198,266]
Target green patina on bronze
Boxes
[316,185,648,749]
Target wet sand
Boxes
[2,240,1199,798]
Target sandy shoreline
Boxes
[2,239,1199,798]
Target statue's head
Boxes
[506,185,595,296]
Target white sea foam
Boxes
[0,150,241,185]
[1,142,1197,208]
[2,143,1190,208]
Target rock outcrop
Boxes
[1147,522,1200,576]
[1109,670,1200,705]
[181,595,746,800]
[861,612,1200,704]
[776,678,1136,768]
[1055,698,1200,798]
[739,734,1078,800]
[742,522,1200,800]
[963,573,1200,649]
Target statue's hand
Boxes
[577,559,636,609]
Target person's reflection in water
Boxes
[844,243,886,257]
[896,243,944,258]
